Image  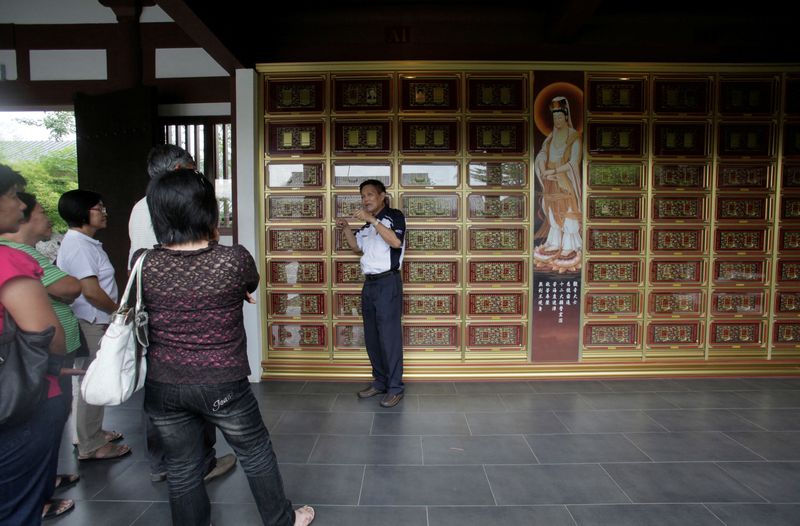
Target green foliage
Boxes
[4,144,78,233]
[15,111,76,141]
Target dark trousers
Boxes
[146,414,217,476]
[361,272,404,395]
[0,394,67,526]
[145,379,294,526]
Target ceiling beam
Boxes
[155,0,243,73]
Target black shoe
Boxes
[357,386,385,398]
[380,393,404,408]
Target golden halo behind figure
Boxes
[533,82,584,136]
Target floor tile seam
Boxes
[550,409,575,433]
[598,463,635,505]
[304,434,322,464]
[700,503,730,525]
[618,432,656,462]
[419,435,424,465]
[521,434,541,464]
[718,431,770,461]
[269,410,288,432]
[356,464,367,506]
[280,458,800,467]
[127,501,157,526]
[728,409,782,432]
[462,411,473,436]
[713,462,772,504]
[638,409,673,432]
[481,464,499,506]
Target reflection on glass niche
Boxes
[333,163,391,187]
[468,161,527,187]
[400,162,459,187]
[267,163,324,188]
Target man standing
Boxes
[128,144,235,482]
[336,179,406,407]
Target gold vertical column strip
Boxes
[769,74,787,359]
[704,73,720,361]
[528,69,538,362]
[642,73,654,361]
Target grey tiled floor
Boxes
[49,377,800,525]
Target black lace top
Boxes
[134,242,259,384]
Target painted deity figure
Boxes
[534,96,582,272]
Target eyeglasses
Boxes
[89,206,108,215]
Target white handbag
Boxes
[80,251,150,406]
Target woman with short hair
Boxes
[137,169,313,526]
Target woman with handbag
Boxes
[135,169,314,526]
[0,192,85,520]
[0,165,68,525]
[56,190,130,461]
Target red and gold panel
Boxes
[333,120,392,154]
[647,321,702,346]
[469,227,526,252]
[782,163,800,188]
[650,259,704,285]
[773,322,800,346]
[716,196,769,222]
[401,193,459,221]
[468,193,527,221]
[587,121,645,157]
[400,76,460,111]
[467,76,527,112]
[587,195,642,222]
[332,76,392,112]
[468,259,526,285]
[334,323,365,348]
[400,120,459,154]
[586,260,641,284]
[713,259,768,285]
[719,78,777,115]
[778,260,800,283]
[718,122,772,157]
[269,323,327,349]
[266,162,324,188]
[583,322,639,347]
[587,162,644,190]
[587,227,641,253]
[781,196,800,221]
[266,121,324,156]
[710,321,764,346]
[403,259,459,285]
[468,291,525,316]
[265,78,325,113]
[651,228,705,254]
[334,260,365,285]
[467,323,525,347]
[401,162,459,187]
[467,161,528,188]
[404,324,459,348]
[267,228,324,253]
[652,195,706,222]
[714,228,769,253]
[268,291,326,318]
[406,227,460,253]
[333,193,364,219]
[587,77,646,113]
[404,292,460,316]
[648,290,703,316]
[712,290,766,316]
[267,195,324,221]
[717,163,771,190]
[652,77,712,115]
[583,291,640,317]
[775,290,800,315]
[653,122,708,157]
[651,163,707,190]
[334,292,362,317]
[467,120,527,154]
[333,228,359,253]
[268,260,325,285]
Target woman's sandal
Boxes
[78,442,131,461]
[42,498,74,520]
[72,430,124,448]
[294,505,315,526]
[54,473,80,491]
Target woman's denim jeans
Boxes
[145,379,294,526]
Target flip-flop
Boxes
[72,430,124,448]
[78,443,131,461]
[54,473,80,491]
[42,498,74,520]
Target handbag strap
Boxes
[117,250,149,314]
